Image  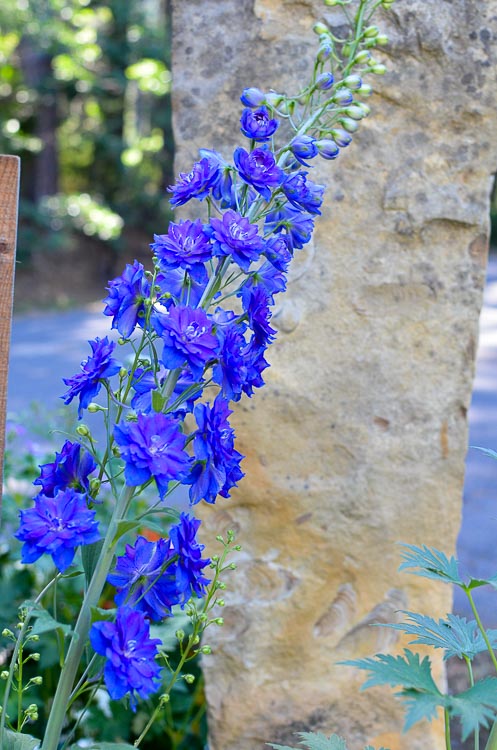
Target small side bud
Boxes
[370,63,387,75]
[353,50,371,64]
[316,72,334,90]
[2,628,14,638]
[89,478,101,495]
[240,87,265,107]
[119,366,128,378]
[160,693,170,705]
[87,403,101,413]
[217,581,227,590]
[184,674,195,684]
[329,128,353,147]
[215,617,224,626]
[175,629,185,641]
[217,599,225,607]
[344,105,366,121]
[343,74,362,90]
[30,653,41,662]
[357,83,373,96]
[376,34,389,46]
[32,676,43,685]
[339,117,359,133]
[76,424,90,437]
[332,88,353,105]
[117,337,127,345]
[200,645,212,654]
[364,25,379,38]
[0,671,9,680]
[265,92,284,108]
[317,43,332,62]
[313,22,328,35]
[192,635,200,645]
[316,139,340,159]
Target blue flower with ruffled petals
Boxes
[103,261,151,338]
[16,489,100,572]
[34,440,97,497]
[240,106,279,141]
[90,607,162,710]
[152,220,212,282]
[168,157,220,207]
[210,209,264,272]
[234,146,284,201]
[154,305,219,380]
[265,205,315,251]
[282,172,325,215]
[61,337,121,419]
[168,513,211,601]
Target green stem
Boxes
[465,588,497,673]
[444,707,452,750]
[485,720,497,750]
[464,656,479,750]
[41,485,134,750]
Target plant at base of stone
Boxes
[0,0,393,748]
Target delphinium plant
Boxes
[0,1,394,748]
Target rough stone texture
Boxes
[171,2,497,748]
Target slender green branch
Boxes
[465,588,497,673]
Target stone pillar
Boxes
[171,2,497,748]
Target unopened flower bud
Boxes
[240,87,265,107]
[344,105,366,120]
[215,617,224,626]
[339,117,359,133]
[343,74,362,90]
[376,34,389,45]
[316,72,334,90]
[32,676,43,685]
[119,367,128,378]
[175,629,185,641]
[357,83,373,96]
[2,629,14,638]
[217,581,227,590]
[215,535,224,543]
[117,337,127,345]
[354,50,371,64]
[192,635,200,645]
[364,24,379,38]
[30,653,40,662]
[329,128,353,147]
[0,671,8,680]
[355,102,371,116]
[112,446,120,457]
[228,563,237,570]
[199,613,208,623]
[217,599,225,607]
[316,139,340,159]
[332,88,353,105]
[324,0,341,4]
[234,545,242,551]
[370,63,387,75]
[342,42,352,57]
[184,673,195,684]
[29,634,40,642]
[160,693,170,704]
[313,22,328,35]
[76,425,90,438]
[317,43,332,62]
[212,554,220,562]
[89,478,101,495]
[278,99,295,115]
[87,403,100,413]
[200,645,212,654]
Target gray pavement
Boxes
[7,263,497,624]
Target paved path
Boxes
[7,264,497,623]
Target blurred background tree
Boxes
[0,0,173,272]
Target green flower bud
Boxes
[217,581,227,590]
[234,545,242,551]
[339,117,359,132]
[370,63,387,75]
[227,530,235,542]
[313,22,328,35]
[76,424,90,437]
[117,337,127,345]
[175,629,185,641]
[2,628,14,638]
[119,366,128,378]
[30,653,40,662]
[184,674,195,684]
[342,42,352,57]
[364,25,379,38]
[199,613,208,623]
[355,102,371,116]
[265,92,284,108]
[212,554,220,562]
[228,562,237,570]
[215,617,224,626]
[217,599,225,607]
[324,0,341,5]
[344,105,366,120]
[376,34,389,45]
[192,635,200,645]
[160,693,170,704]
[89,478,101,495]
[215,535,224,543]
[357,83,373,96]
[112,446,121,457]
[87,403,101,413]
[200,645,212,654]
[0,671,9,680]
[278,99,295,115]
[354,50,371,64]
[32,676,43,685]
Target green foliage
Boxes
[398,544,463,586]
[267,732,388,750]
[4,730,40,750]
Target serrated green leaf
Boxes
[82,539,104,589]
[398,544,463,586]
[112,519,141,545]
[448,678,497,741]
[382,611,497,660]
[398,688,442,731]
[20,601,72,637]
[267,733,348,750]
[3,730,40,750]
[342,649,441,694]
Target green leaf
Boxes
[112,519,141,545]
[82,539,104,588]
[382,611,497,660]
[3,730,40,750]
[21,601,72,637]
[68,744,136,750]
[448,678,497,741]
[267,733,349,750]
[151,389,166,412]
[399,688,442,731]
[91,606,116,623]
[398,544,463,586]
[342,649,441,694]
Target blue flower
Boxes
[114,412,191,498]
[290,135,318,166]
[90,606,162,709]
[103,261,151,338]
[265,205,315,251]
[241,260,288,305]
[16,489,100,572]
[240,106,279,141]
[316,138,341,159]
[61,337,121,419]
[189,396,245,505]
[316,72,334,90]
[34,440,97,497]
[241,285,276,345]
[152,220,212,282]
[212,322,249,402]
[282,172,325,215]
[263,235,293,270]
[130,366,201,416]
[234,146,284,201]
[168,513,211,601]
[155,267,207,308]
[168,157,220,207]
[154,305,219,380]
[108,536,179,621]
[210,209,264,271]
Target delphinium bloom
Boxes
[290,134,319,166]
[168,156,220,207]
[156,267,207,308]
[265,205,315,251]
[90,606,162,709]
[189,396,245,505]
[154,305,219,379]
[234,146,284,201]
[240,285,277,346]
[108,536,179,621]
[240,106,279,141]
[103,260,151,338]
[282,172,325,215]
[210,209,264,271]
[212,322,250,402]
[61,336,121,418]
[15,489,100,572]
[151,219,213,282]
[114,412,192,498]
[34,440,97,497]
[168,513,211,602]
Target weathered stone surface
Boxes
[171,1,497,748]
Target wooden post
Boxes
[0,156,20,509]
